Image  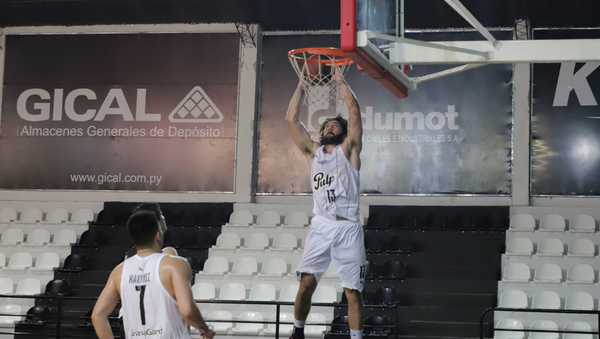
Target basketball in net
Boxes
[288,47,353,107]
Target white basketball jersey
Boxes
[121,253,191,339]
[311,145,360,221]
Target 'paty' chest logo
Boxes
[313,172,334,190]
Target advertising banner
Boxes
[1,33,239,191]
[531,29,600,195]
[258,32,513,195]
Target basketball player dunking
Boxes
[92,211,215,339]
[286,67,366,339]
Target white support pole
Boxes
[414,63,486,84]
[388,39,600,64]
[365,31,492,58]
[443,0,502,49]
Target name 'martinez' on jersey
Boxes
[129,273,151,284]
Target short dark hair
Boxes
[319,115,348,138]
[127,211,159,248]
[132,203,163,221]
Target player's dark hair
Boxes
[127,211,160,248]
[132,203,163,221]
[319,115,348,140]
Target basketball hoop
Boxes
[288,47,353,107]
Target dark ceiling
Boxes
[0,0,599,32]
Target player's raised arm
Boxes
[286,79,319,163]
[92,265,122,339]
[334,68,363,169]
[169,256,215,338]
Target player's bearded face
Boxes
[321,130,345,145]
[321,121,346,145]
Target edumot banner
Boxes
[531,29,600,195]
[258,32,513,195]
[1,33,238,191]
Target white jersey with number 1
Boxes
[120,253,191,339]
[311,145,360,222]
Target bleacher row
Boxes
[0,207,95,330]
[495,213,600,339]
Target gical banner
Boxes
[1,33,239,191]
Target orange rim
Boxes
[288,47,353,66]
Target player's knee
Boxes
[299,274,318,296]
[344,288,363,304]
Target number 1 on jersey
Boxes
[327,189,336,203]
[135,285,147,325]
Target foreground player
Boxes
[92,211,215,339]
[286,67,366,339]
[124,202,177,259]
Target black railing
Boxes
[480,307,600,339]
[0,294,399,339]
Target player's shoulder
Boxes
[161,255,191,269]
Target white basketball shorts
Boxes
[295,216,366,291]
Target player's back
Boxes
[121,253,191,339]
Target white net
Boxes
[288,48,353,107]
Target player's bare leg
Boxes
[291,273,318,339]
[345,288,364,339]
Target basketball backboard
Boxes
[341,0,600,98]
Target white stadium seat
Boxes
[218,283,246,301]
[258,258,288,279]
[282,211,309,228]
[536,238,564,257]
[228,257,258,278]
[212,233,241,250]
[232,312,264,335]
[498,290,528,309]
[505,237,533,256]
[305,313,327,337]
[192,282,216,300]
[532,291,561,309]
[312,285,337,303]
[0,208,17,224]
[569,214,596,233]
[30,252,60,272]
[566,264,595,284]
[271,233,298,252]
[529,320,558,339]
[563,321,593,339]
[206,311,233,334]
[198,257,229,277]
[248,284,276,301]
[567,238,595,258]
[534,263,562,284]
[14,208,42,225]
[494,319,524,339]
[23,228,50,247]
[565,292,594,311]
[509,214,535,232]
[66,208,95,225]
[4,252,33,273]
[15,278,41,295]
[0,278,14,294]
[253,210,281,228]
[226,210,253,227]
[264,312,294,336]
[0,228,24,246]
[241,232,269,251]
[502,263,531,283]
[49,229,77,247]
[278,284,299,302]
[539,214,565,232]
[40,208,68,225]
[0,305,22,326]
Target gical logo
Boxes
[169,86,224,123]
